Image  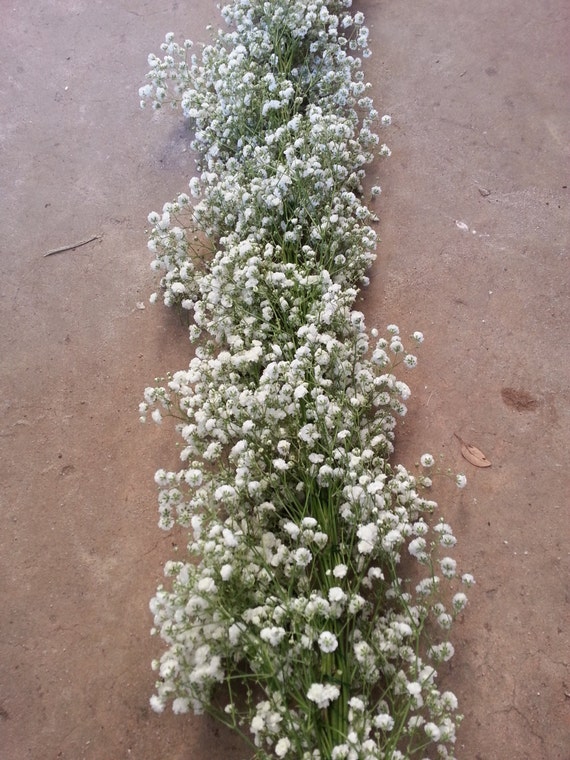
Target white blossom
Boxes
[318,630,339,653]
[307,683,340,709]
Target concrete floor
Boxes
[0,1,568,759]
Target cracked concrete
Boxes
[1,1,569,759]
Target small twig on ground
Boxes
[43,235,101,257]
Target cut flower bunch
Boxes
[139,1,472,758]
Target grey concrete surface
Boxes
[0,1,568,759]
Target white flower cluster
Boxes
[141,0,385,312]
[140,2,472,758]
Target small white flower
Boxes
[357,523,378,554]
[348,696,365,712]
[260,626,286,646]
[294,384,309,399]
[428,641,455,662]
[307,683,340,709]
[275,737,291,757]
[348,594,366,614]
[382,529,403,551]
[333,564,348,578]
[373,712,394,730]
[408,536,427,560]
[283,521,300,540]
[328,587,346,603]
[420,453,434,468]
[381,114,392,126]
[184,468,203,487]
[172,697,190,714]
[262,99,282,116]
[294,547,312,567]
[439,531,457,548]
[318,630,338,653]
[440,556,457,578]
[368,566,384,581]
[455,473,467,488]
[452,592,468,612]
[406,681,422,697]
[437,612,453,630]
[424,722,441,741]
[150,694,165,713]
[197,576,216,594]
[441,691,459,710]
[461,573,476,587]
[313,531,328,549]
[228,623,244,646]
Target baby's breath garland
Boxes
[139,2,472,758]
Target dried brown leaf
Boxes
[460,441,492,468]
[454,433,492,467]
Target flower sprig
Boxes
[140,2,472,758]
